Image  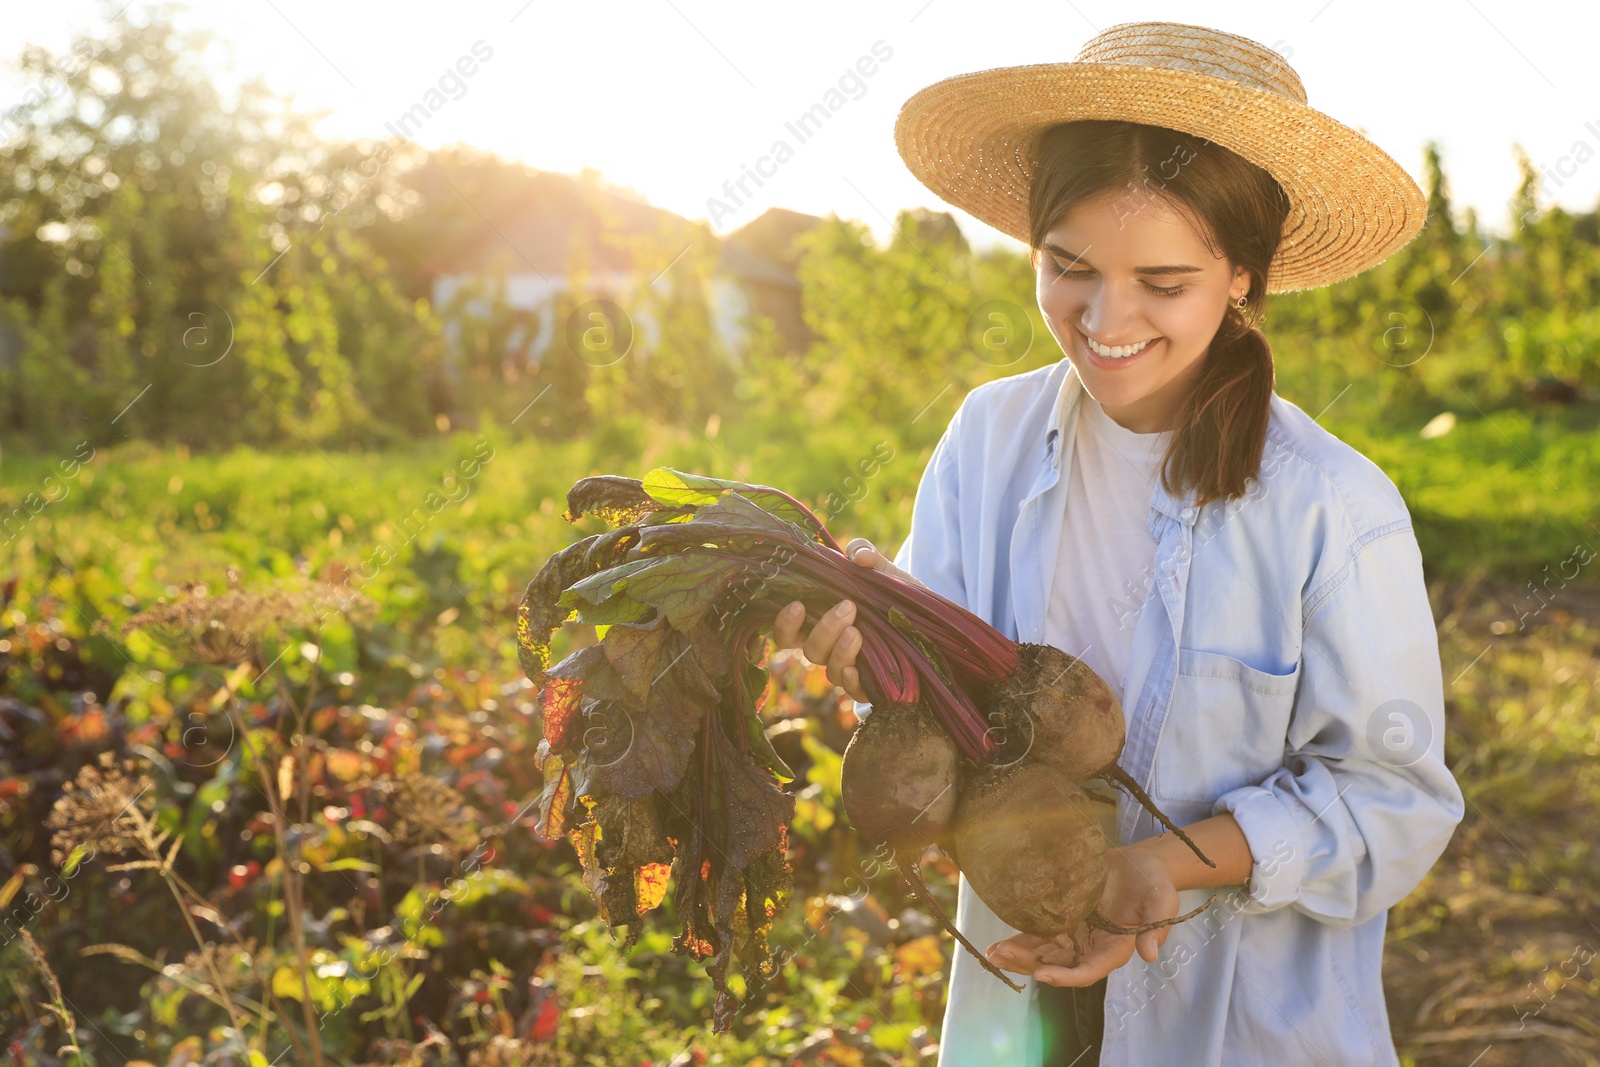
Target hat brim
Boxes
[894,61,1428,293]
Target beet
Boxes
[986,642,1216,870]
[841,701,959,853]
[988,642,1124,778]
[521,466,1216,1012]
[951,761,1109,939]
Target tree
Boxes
[0,2,444,449]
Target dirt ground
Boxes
[1383,576,1600,1066]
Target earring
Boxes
[1235,295,1248,309]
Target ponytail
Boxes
[1160,305,1275,510]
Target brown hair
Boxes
[1027,120,1291,509]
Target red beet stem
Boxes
[647,506,1022,761]
[780,542,1020,684]
[725,564,999,759]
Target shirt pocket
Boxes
[1153,646,1302,804]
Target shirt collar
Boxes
[1041,357,1201,528]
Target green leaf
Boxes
[565,590,654,627]
[800,732,843,799]
[271,964,308,1001]
[60,843,92,878]
[641,468,830,542]
[620,554,748,631]
[563,557,659,606]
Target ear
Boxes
[1229,266,1252,304]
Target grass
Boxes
[1,400,1597,1063]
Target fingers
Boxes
[802,599,854,667]
[827,624,861,690]
[1035,942,1129,986]
[1136,928,1167,963]
[846,537,932,591]
[845,538,882,568]
[1033,962,1106,987]
[772,600,806,649]
[1030,927,1135,986]
[841,666,868,703]
[808,600,856,683]
[773,598,870,701]
[985,935,1049,974]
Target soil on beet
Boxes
[950,760,1108,940]
[985,642,1126,779]
[840,701,960,853]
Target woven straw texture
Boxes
[894,22,1427,293]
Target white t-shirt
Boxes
[1042,391,1172,841]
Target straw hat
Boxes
[894,22,1427,293]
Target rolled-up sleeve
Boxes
[853,402,967,724]
[1210,521,1465,926]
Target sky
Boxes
[6,0,1599,252]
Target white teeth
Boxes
[1083,333,1155,359]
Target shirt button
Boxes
[1180,506,1195,521]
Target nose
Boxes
[1076,283,1143,343]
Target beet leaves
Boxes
[517,465,1209,1027]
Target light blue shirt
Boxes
[857,356,1464,1066]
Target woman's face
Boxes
[1033,191,1251,434]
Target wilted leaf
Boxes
[601,620,673,703]
[588,629,718,799]
[537,676,583,752]
[707,719,794,875]
[516,528,641,678]
[636,862,672,912]
[592,793,675,872]
[564,475,662,526]
[533,752,574,840]
[538,644,643,755]
[745,713,795,784]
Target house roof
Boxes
[435,169,819,290]
[434,169,693,277]
[724,207,821,273]
[718,236,800,288]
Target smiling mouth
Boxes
[1077,327,1160,361]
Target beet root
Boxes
[950,760,1108,940]
[1097,764,1217,869]
[840,702,959,853]
[988,642,1124,779]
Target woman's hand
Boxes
[983,843,1181,986]
[769,538,925,704]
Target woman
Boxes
[771,21,1464,1067]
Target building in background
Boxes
[430,170,818,371]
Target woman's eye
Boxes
[1047,260,1186,298]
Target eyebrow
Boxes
[1042,242,1204,277]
